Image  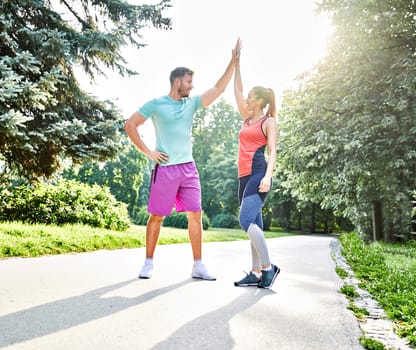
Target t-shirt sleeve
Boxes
[193,95,202,110]
[138,99,156,119]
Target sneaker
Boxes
[234,271,261,287]
[139,261,153,279]
[191,263,216,281]
[258,264,280,289]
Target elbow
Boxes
[215,86,226,96]
[124,119,133,134]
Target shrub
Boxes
[132,206,150,225]
[211,213,239,228]
[163,211,188,229]
[202,213,210,230]
[162,210,210,230]
[0,179,129,231]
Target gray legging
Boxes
[239,193,271,270]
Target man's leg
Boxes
[139,213,163,279]
[187,211,202,260]
[145,214,164,257]
[187,211,215,280]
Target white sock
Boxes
[144,258,153,265]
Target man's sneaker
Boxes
[258,264,280,289]
[139,261,153,279]
[234,271,261,287]
[191,263,216,281]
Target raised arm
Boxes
[233,39,251,120]
[200,39,240,108]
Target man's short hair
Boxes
[169,67,194,86]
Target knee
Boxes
[187,211,202,224]
[148,214,164,225]
[239,215,251,232]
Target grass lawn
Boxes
[0,221,290,259]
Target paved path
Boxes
[0,235,363,349]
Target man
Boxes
[124,42,238,280]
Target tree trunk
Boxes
[372,200,383,241]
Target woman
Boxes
[233,40,280,288]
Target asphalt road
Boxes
[0,234,364,350]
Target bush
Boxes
[0,179,130,231]
[211,213,239,228]
[132,206,150,225]
[162,210,210,230]
[163,211,188,229]
[202,213,210,230]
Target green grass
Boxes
[335,266,349,278]
[0,221,291,259]
[359,336,386,350]
[339,284,359,299]
[347,302,370,319]
[339,232,416,348]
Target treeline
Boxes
[1,0,415,241]
[60,99,353,234]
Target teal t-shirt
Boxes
[138,95,202,166]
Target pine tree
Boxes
[0,0,171,180]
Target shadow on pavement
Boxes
[151,288,276,349]
[0,278,190,347]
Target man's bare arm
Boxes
[124,112,168,164]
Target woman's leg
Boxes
[239,193,271,269]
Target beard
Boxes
[178,82,190,97]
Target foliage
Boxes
[359,336,386,350]
[202,213,210,230]
[193,99,241,219]
[347,303,370,319]
[132,206,150,226]
[211,213,239,228]
[0,0,171,179]
[62,142,148,219]
[278,0,416,240]
[335,266,348,279]
[163,210,188,229]
[0,179,130,230]
[339,284,359,299]
[340,232,416,346]
[163,210,210,230]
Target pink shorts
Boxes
[148,162,202,216]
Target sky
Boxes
[77,0,333,140]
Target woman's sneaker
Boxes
[234,271,261,287]
[258,264,280,289]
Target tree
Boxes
[0,0,171,180]
[279,0,416,241]
[192,99,241,219]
